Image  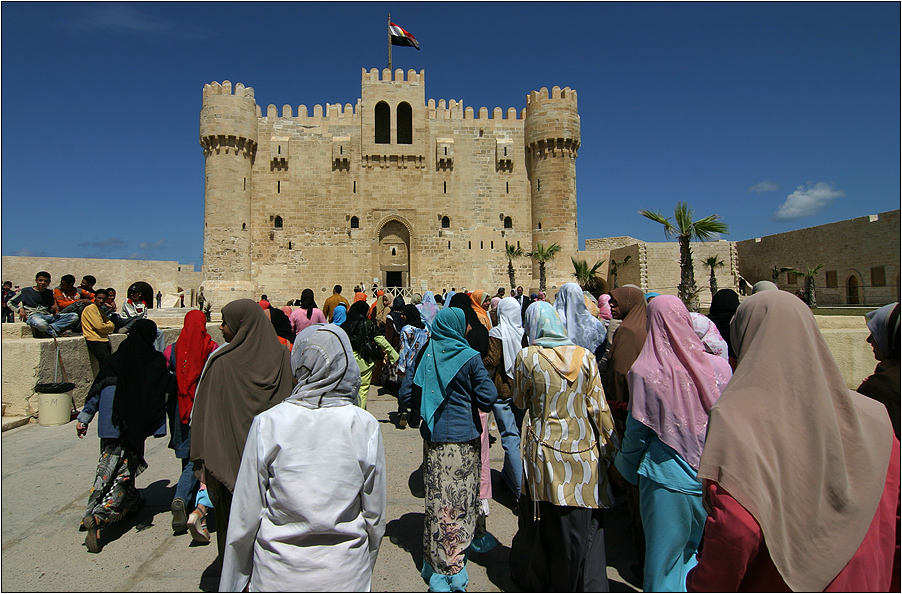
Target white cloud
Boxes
[78,237,128,249]
[66,4,212,39]
[748,181,780,193]
[13,248,48,257]
[772,182,844,221]
[138,238,166,250]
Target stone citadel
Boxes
[199,68,579,307]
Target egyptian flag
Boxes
[390,22,420,50]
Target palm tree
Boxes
[703,255,724,297]
[639,202,729,312]
[504,244,524,290]
[571,256,607,295]
[771,265,794,286]
[608,255,632,289]
[795,264,824,306]
[527,242,561,292]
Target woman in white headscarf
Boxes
[485,296,527,497]
[220,324,387,592]
[554,282,607,353]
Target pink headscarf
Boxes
[597,294,612,320]
[627,295,732,470]
[490,296,501,310]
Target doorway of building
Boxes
[379,219,410,288]
[847,275,860,305]
[386,271,403,288]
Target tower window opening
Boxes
[374,101,391,144]
[242,223,246,230]
[491,241,494,249]
[278,146,281,155]
[469,241,472,249]
[537,179,541,192]
[274,216,283,229]
[504,147,508,156]
[517,241,520,249]
[441,216,450,229]
[504,216,512,229]
[448,241,451,249]
[397,102,413,144]
[244,178,246,190]
[350,216,359,229]
[392,247,397,256]
[506,181,509,194]
[353,181,357,193]
[444,147,448,155]
[288,241,292,249]
[538,222,542,230]
[443,181,447,194]
[480,241,483,249]
[340,146,343,155]
[277,181,281,193]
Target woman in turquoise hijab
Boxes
[400,307,498,592]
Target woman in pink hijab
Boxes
[612,295,732,591]
[597,294,612,320]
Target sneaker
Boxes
[398,411,408,429]
[171,499,188,533]
[187,508,210,544]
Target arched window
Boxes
[503,216,512,229]
[374,101,390,144]
[350,216,359,229]
[441,216,450,229]
[274,216,283,229]
[391,247,397,256]
[397,102,412,144]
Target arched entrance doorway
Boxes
[846,275,860,305]
[379,220,410,289]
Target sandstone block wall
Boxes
[1,256,200,307]
[736,210,900,306]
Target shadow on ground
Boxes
[385,511,424,571]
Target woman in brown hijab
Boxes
[604,286,648,419]
[688,290,900,592]
[190,299,294,557]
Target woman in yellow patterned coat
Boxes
[510,301,618,592]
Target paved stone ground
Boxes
[1,389,642,592]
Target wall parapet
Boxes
[362,67,425,84]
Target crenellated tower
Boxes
[524,86,580,288]
[199,80,258,306]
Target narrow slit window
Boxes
[468,241,472,249]
[448,241,451,249]
[244,178,246,190]
[392,247,397,256]
[517,241,520,248]
[277,181,281,193]
[353,181,357,193]
[506,181,509,194]
[242,223,246,230]
[480,241,483,249]
[537,179,541,192]
[288,241,292,249]
[538,222,542,230]
[491,241,494,249]
[443,181,447,194]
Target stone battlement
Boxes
[202,80,255,101]
[361,67,425,84]
[526,85,578,106]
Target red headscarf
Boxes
[175,310,216,423]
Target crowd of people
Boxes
[51,273,898,592]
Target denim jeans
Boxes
[493,397,525,497]
[175,457,199,505]
[169,399,198,505]
[26,312,79,336]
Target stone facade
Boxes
[736,210,900,306]
[1,256,203,307]
[199,69,580,308]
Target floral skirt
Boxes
[84,438,146,526]
[423,439,480,576]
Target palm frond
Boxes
[691,214,729,241]
[639,209,675,239]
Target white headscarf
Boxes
[553,282,606,352]
[489,297,525,379]
[289,323,362,408]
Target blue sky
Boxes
[2,2,899,266]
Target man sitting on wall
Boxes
[321,285,350,322]
[82,287,115,368]
[9,271,79,337]
[54,274,93,312]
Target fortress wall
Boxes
[736,210,900,306]
[0,256,197,304]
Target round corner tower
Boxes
[524,86,580,291]
[199,80,258,309]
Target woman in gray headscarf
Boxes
[857,302,900,437]
[220,323,386,592]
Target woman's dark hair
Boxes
[300,288,317,320]
[449,293,489,356]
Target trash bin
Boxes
[34,382,75,426]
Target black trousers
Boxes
[510,488,609,592]
[205,472,233,561]
[86,340,112,368]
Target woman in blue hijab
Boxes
[399,307,498,592]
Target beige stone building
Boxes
[199,68,580,308]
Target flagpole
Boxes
[387,13,392,72]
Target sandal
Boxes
[83,515,102,553]
[187,507,210,544]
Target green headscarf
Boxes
[525,301,574,348]
[413,307,479,431]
